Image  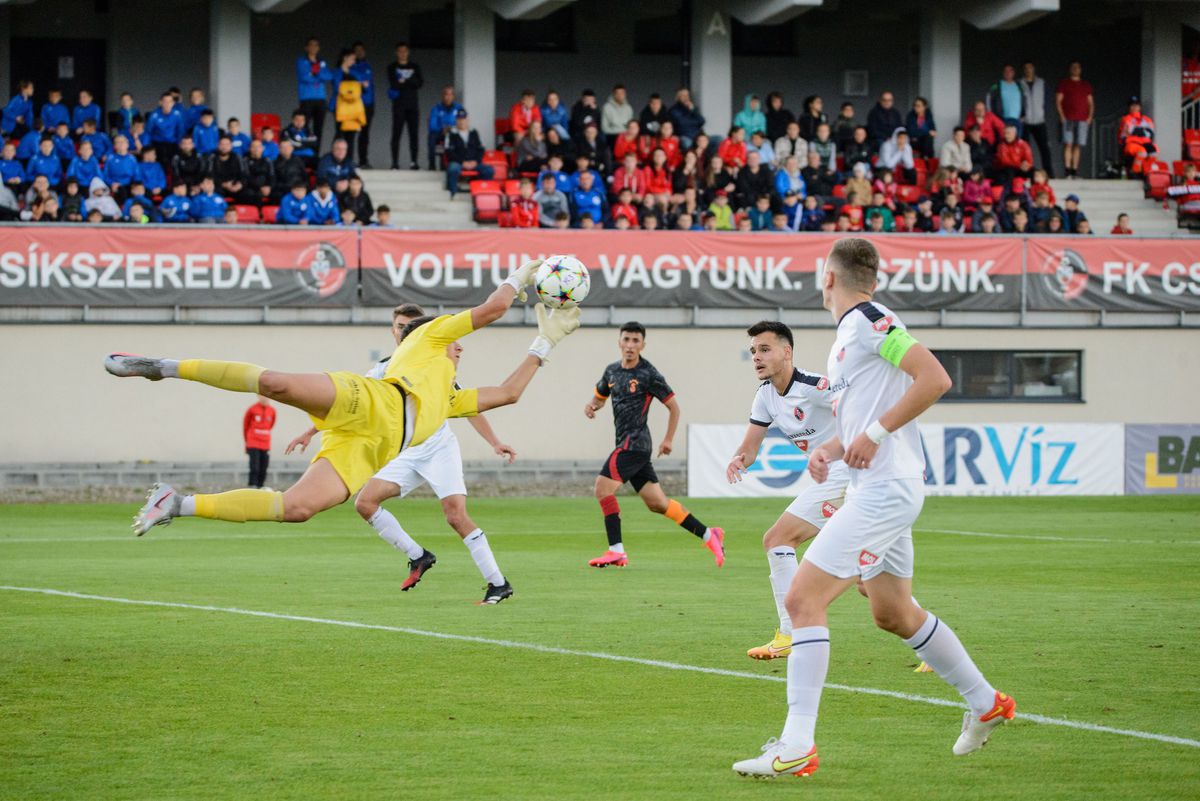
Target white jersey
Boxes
[827,300,926,486]
[365,356,390,380]
[750,368,837,458]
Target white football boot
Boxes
[953,691,1017,755]
[133,483,181,536]
[732,737,819,778]
[105,353,166,380]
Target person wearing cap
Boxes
[1118,97,1156,176]
[444,110,491,197]
[970,194,996,231]
[1062,193,1087,233]
[707,188,734,230]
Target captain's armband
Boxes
[879,327,918,367]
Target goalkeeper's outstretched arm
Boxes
[470,259,544,330]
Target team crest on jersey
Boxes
[858,549,879,567]
[836,348,846,362]
[821,502,837,518]
[873,316,893,333]
[793,408,805,422]
[628,379,639,393]
[794,439,809,452]
[816,377,829,390]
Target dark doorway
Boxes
[9,38,107,115]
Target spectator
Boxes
[80,118,113,160]
[964,101,1005,148]
[811,123,837,171]
[171,136,207,190]
[940,192,964,231]
[211,135,249,201]
[112,92,138,135]
[1043,210,1064,234]
[193,108,220,155]
[734,94,767,137]
[259,125,280,160]
[1010,207,1031,234]
[225,118,251,156]
[798,95,827,142]
[86,208,104,223]
[147,92,186,165]
[542,126,572,165]
[642,207,661,230]
[939,126,971,173]
[1020,61,1053,175]
[1028,190,1056,230]
[994,123,1034,184]
[690,132,713,162]
[1029,169,1055,205]
[190,175,227,222]
[136,148,167,195]
[25,193,60,222]
[72,89,102,135]
[243,140,275,205]
[601,84,634,141]
[962,168,993,211]
[278,183,312,224]
[84,176,122,220]
[1055,61,1093,179]
[537,155,571,193]
[542,90,571,139]
[873,168,899,210]
[613,120,642,164]
[509,89,542,143]
[775,119,808,166]
[654,120,682,168]
[912,195,936,232]
[425,85,462,172]
[0,143,23,189]
[533,173,570,227]
[56,178,82,221]
[40,88,69,132]
[735,150,774,208]
[996,194,1022,232]
[103,135,139,198]
[866,210,887,233]
[553,210,570,229]
[866,191,896,231]
[2,80,34,138]
[934,208,958,234]
[509,178,540,227]
[775,155,806,199]
[317,138,357,192]
[272,140,307,201]
[126,117,148,156]
[1076,217,1092,234]
[866,91,902,149]
[986,64,1025,132]
[569,89,602,141]
[51,122,75,162]
[445,110,493,197]
[905,96,937,159]
[1110,212,1132,235]
[744,194,771,230]
[340,174,374,224]
[296,37,333,149]
[844,162,873,204]
[349,42,375,167]
[16,118,44,162]
[671,149,701,212]
[611,151,648,201]
[24,137,63,186]
[611,187,639,228]
[763,92,794,143]
[516,119,548,174]
[832,102,857,152]
[307,179,339,225]
[644,148,673,205]
[1062,193,1086,231]
[798,192,822,230]
[878,128,915,182]
[1118,96,1156,175]
[801,150,836,197]
[124,200,153,224]
[639,93,670,137]
[570,169,607,226]
[841,126,871,175]
[929,166,963,201]
[966,125,992,175]
[389,43,426,170]
[332,50,368,156]
[975,212,998,234]
[718,126,747,169]
[122,183,161,222]
[184,87,208,131]
[707,189,734,230]
[576,124,611,176]
[373,204,394,227]
[669,88,705,150]
[705,155,737,205]
[841,191,864,231]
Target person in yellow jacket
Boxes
[332,49,367,155]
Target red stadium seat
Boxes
[832,184,847,199]
[896,185,921,204]
[1145,168,1171,201]
[503,179,521,199]
[470,179,503,196]
[251,113,281,138]
[1188,142,1200,162]
[260,205,279,223]
[472,192,504,223]
[1184,129,1200,144]
[235,204,261,224]
[483,149,510,180]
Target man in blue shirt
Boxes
[51,122,76,161]
[40,88,70,131]
[350,41,376,168]
[190,176,228,222]
[80,118,113,160]
[307,179,339,225]
[103,135,140,199]
[226,118,252,156]
[316,138,356,192]
[986,64,1026,135]
[147,92,186,165]
[425,84,461,172]
[184,88,208,132]
[136,149,168,194]
[2,80,35,138]
[72,89,102,135]
[296,37,333,151]
[569,169,607,226]
[16,121,44,161]
[66,140,103,188]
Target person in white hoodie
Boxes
[85,176,122,220]
[878,127,915,183]
[601,84,634,139]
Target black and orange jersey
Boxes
[595,358,674,452]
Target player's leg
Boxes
[359,454,438,591]
[588,469,629,567]
[441,495,512,604]
[637,476,725,567]
[747,512,818,660]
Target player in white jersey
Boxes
[733,238,1015,779]
[725,321,849,661]
[286,303,518,605]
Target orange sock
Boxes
[664,499,688,525]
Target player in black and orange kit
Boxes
[583,321,725,568]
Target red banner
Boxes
[359,230,1023,310]
[0,226,359,306]
[1026,237,1200,311]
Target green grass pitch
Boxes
[2,496,1198,800]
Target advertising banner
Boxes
[1026,237,1200,312]
[360,230,1023,311]
[687,422,1125,497]
[1125,424,1200,495]
[0,226,359,306]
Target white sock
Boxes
[368,508,424,560]
[161,359,180,378]
[701,529,713,543]
[609,542,625,554]
[463,528,504,586]
[767,547,798,634]
[904,614,996,716]
[179,495,195,516]
[781,625,829,751]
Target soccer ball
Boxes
[534,255,591,308]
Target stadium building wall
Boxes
[2,324,1195,466]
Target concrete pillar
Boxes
[1142,8,1182,162]
[918,7,961,151]
[692,0,732,137]
[455,0,496,144]
[209,0,252,128]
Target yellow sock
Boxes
[193,489,284,523]
[178,359,265,393]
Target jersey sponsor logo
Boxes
[793,408,805,422]
[873,316,893,333]
[821,501,837,518]
[858,549,879,567]
[628,378,639,393]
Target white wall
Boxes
[2,324,1196,466]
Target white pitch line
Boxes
[2,585,1198,750]
[918,528,1200,545]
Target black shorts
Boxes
[599,447,658,491]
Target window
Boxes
[496,6,575,52]
[935,350,1082,402]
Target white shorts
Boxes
[370,423,467,499]
[785,461,850,528]
[801,478,924,580]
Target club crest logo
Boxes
[873,316,892,333]
[793,408,805,421]
[628,379,639,393]
[836,348,846,362]
[816,377,829,390]
[821,501,837,518]
[858,549,879,567]
[294,242,348,298]
[1040,247,1089,301]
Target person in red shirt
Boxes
[1109,213,1133,234]
[993,123,1034,185]
[1055,61,1094,178]
[243,396,276,489]
[613,120,642,164]
[509,177,539,227]
[644,147,674,205]
[611,187,640,228]
[717,126,747,168]
[1118,97,1157,175]
[962,101,1005,147]
[611,152,649,201]
[655,120,682,168]
[508,89,541,142]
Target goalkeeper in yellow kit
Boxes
[105,261,577,534]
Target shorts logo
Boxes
[628,379,639,393]
[858,549,879,567]
[821,501,837,518]
[794,408,805,422]
[873,316,893,333]
[816,377,829,390]
[836,348,846,362]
